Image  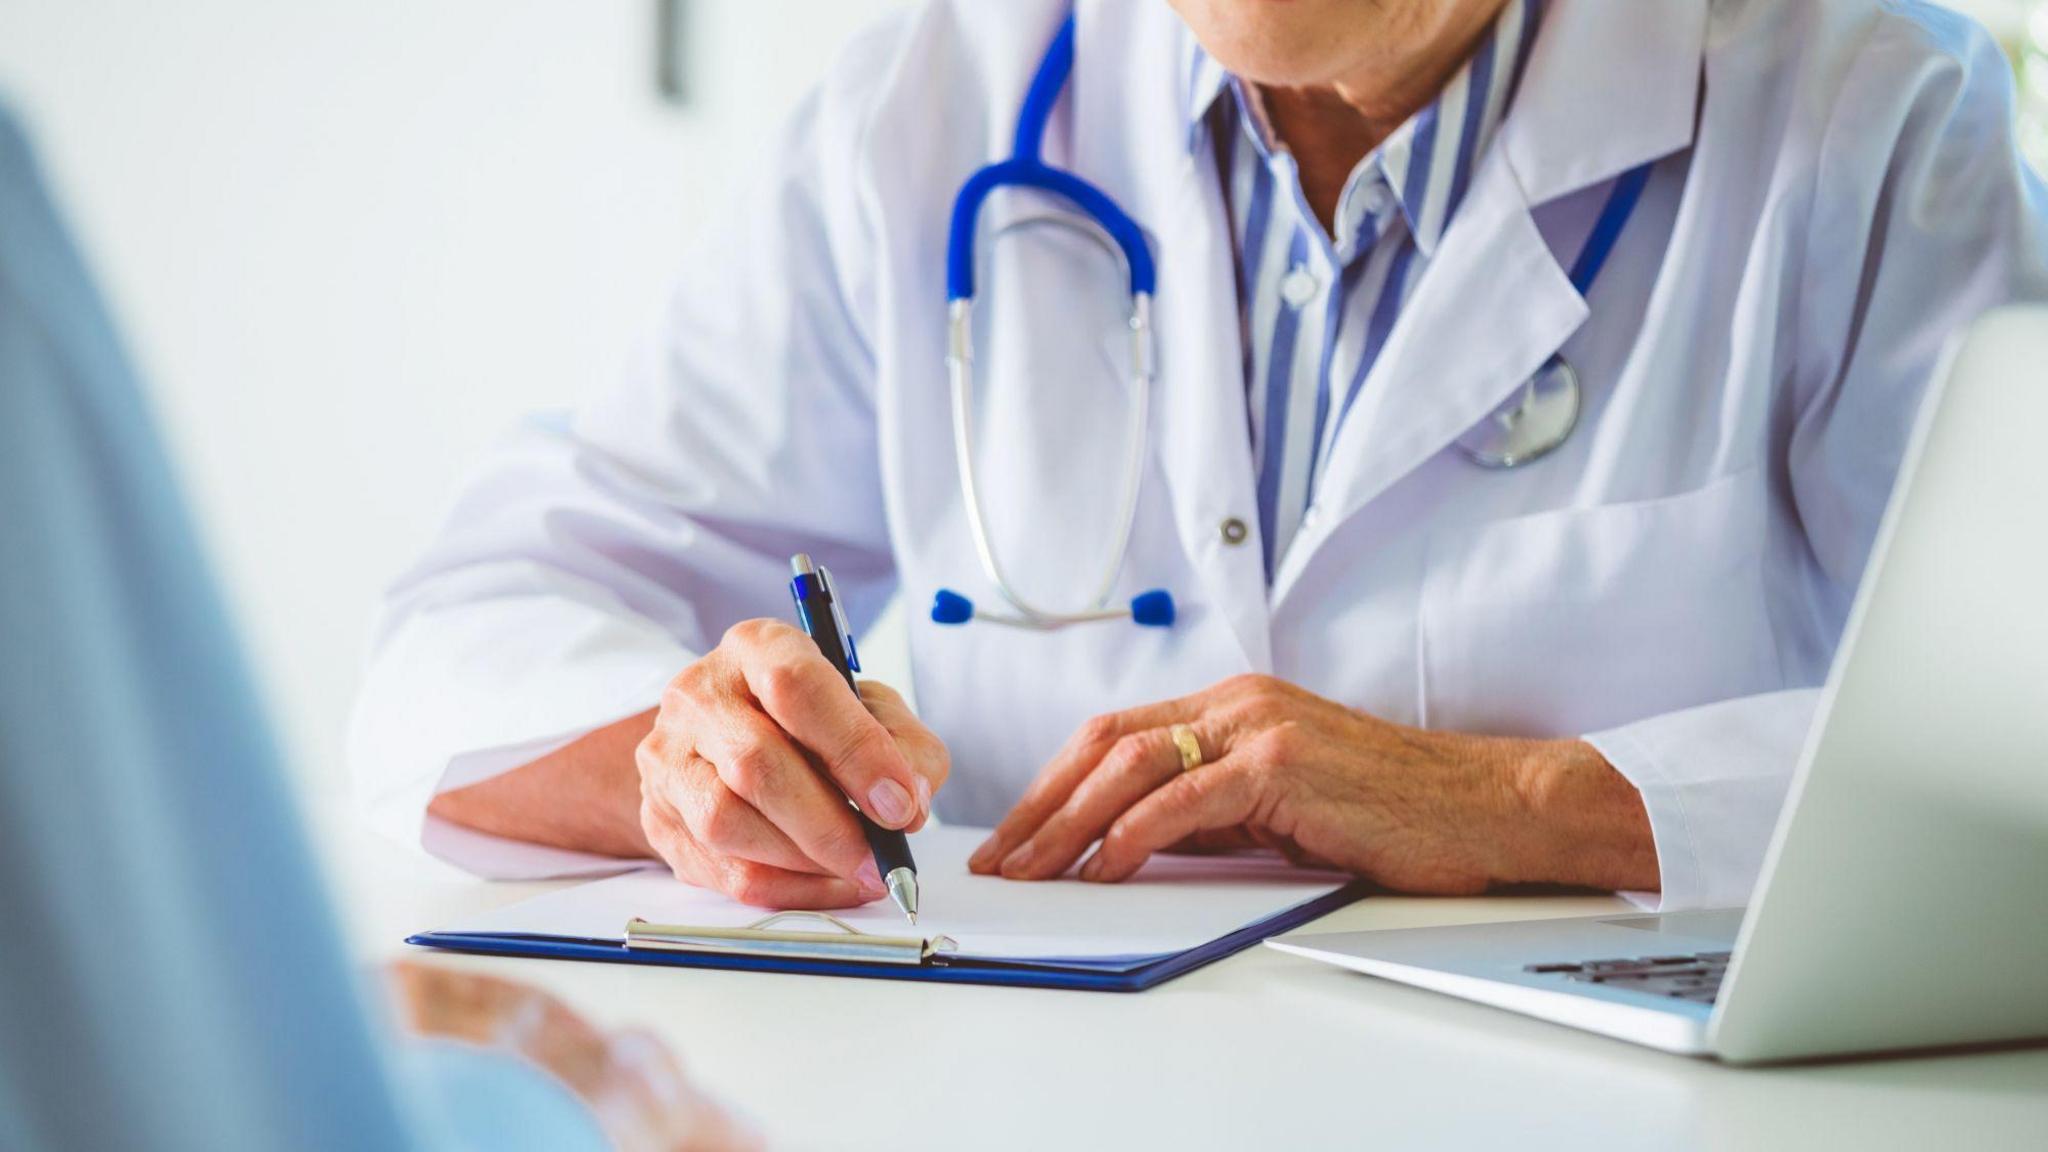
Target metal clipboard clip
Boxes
[624,911,958,967]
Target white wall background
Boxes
[0,0,2020,794]
[0,0,909,790]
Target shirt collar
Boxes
[1183,0,1543,256]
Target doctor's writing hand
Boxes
[638,618,949,909]
[969,674,1658,895]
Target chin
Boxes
[1171,0,1434,88]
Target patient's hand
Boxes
[386,960,760,1152]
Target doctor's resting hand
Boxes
[433,619,949,909]
[971,675,1658,895]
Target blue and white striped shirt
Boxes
[1187,0,1543,576]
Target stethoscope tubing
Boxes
[936,9,1656,620]
[938,11,1165,630]
[945,292,1155,626]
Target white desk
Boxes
[312,806,2048,1151]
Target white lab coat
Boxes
[350,0,2048,908]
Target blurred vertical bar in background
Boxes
[657,0,691,106]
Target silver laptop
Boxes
[1267,307,2048,1063]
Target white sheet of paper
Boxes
[439,826,1350,960]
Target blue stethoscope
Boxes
[933,13,1650,632]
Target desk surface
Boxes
[312,806,2048,1152]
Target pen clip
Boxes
[816,565,861,673]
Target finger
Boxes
[1080,759,1262,882]
[1170,827,1262,855]
[971,690,1228,872]
[655,753,843,878]
[999,727,1195,881]
[712,856,874,910]
[858,680,950,831]
[969,704,1174,872]
[638,777,721,890]
[645,794,870,909]
[696,708,873,881]
[734,621,925,830]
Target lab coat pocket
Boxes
[1418,468,1781,738]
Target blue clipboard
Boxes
[407,882,1368,992]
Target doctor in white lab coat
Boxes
[351,0,2048,912]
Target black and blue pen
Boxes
[788,553,921,924]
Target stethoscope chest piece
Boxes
[1454,354,1580,469]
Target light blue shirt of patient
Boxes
[0,102,604,1151]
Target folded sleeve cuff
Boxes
[348,585,691,879]
[1582,724,1700,912]
[1583,689,1819,913]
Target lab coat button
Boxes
[1219,517,1249,546]
[1280,266,1318,308]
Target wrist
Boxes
[427,709,659,860]
[1492,738,1660,891]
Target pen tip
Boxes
[885,866,919,926]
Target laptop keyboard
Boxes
[1522,951,1732,1003]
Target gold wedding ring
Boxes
[1169,723,1204,772]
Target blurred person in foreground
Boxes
[0,102,752,1152]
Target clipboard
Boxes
[407,882,1368,993]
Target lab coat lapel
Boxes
[1073,0,1271,671]
[1270,0,1707,602]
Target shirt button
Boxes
[1280,265,1319,309]
[1301,504,1323,531]
[1219,517,1249,546]
[1360,181,1394,217]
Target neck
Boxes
[1258,0,1509,232]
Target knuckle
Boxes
[858,679,903,708]
[1244,674,1290,708]
[659,676,694,716]
[723,617,782,650]
[633,730,666,781]
[636,796,670,847]
[1219,672,1264,697]
[817,818,868,871]
[753,657,810,713]
[719,744,776,801]
[1245,758,1285,792]
[695,791,745,848]
[920,735,953,786]
[1100,733,1152,776]
[1101,819,1142,853]
[723,862,768,906]
[838,716,897,777]
[1076,713,1121,748]
[1261,721,1308,762]
[662,662,722,719]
